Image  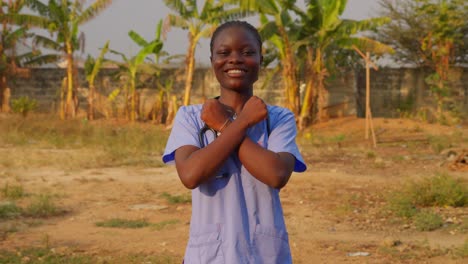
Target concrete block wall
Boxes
[8,66,468,119]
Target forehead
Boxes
[212,26,259,49]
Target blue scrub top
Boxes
[163,104,307,264]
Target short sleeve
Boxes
[267,107,307,172]
[162,106,201,164]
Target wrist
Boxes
[218,117,232,133]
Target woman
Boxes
[163,20,307,264]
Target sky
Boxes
[78,0,382,65]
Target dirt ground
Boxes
[1,117,467,263]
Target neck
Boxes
[218,89,252,114]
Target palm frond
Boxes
[163,0,189,17]
[23,54,62,66]
[33,35,63,51]
[78,0,112,24]
[166,14,189,29]
[88,40,109,82]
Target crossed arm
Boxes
[174,97,295,190]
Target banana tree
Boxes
[108,40,159,122]
[223,0,302,116]
[0,0,38,112]
[295,0,393,127]
[21,0,112,119]
[163,0,234,106]
[84,40,109,120]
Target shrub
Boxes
[410,174,467,207]
[414,210,443,231]
[11,96,37,117]
[0,202,21,219]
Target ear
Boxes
[260,55,264,64]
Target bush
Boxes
[410,174,467,207]
[0,202,22,219]
[414,210,443,231]
[11,96,37,117]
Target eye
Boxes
[243,50,256,56]
[216,50,230,56]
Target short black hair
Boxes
[210,20,262,55]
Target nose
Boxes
[228,51,243,63]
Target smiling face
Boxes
[210,26,262,93]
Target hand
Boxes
[237,96,267,128]
[201,99,232,131]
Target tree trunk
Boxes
[130,76,136,122]
[298,48,316,130]
[0,75,8,112]
[88,84,95,120]
[65,43,75,119]
[183,38,196,106]
[279,26,299,117]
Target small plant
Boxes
[11,96,38,117]
[410,174,467,207]
[1,183,25,200]
[0,202,22,219]
[95,218,150,229]
[414,210,443,231]
[366,151,376,159]
[160,192,191,204]
[24,194,61,218]
[387,193,418,218]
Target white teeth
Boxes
[227,69,243,74]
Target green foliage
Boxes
[376,0,468,66]
[1,183,25,200]
[95,218,150,229]
[11,96,37,117]
[160,192,191,204]
[414,210,443,231]
[0,202,22,219]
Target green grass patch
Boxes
[0,247,93,264]
[24,194,63,218]
[160,192,191,204]
[1,183,25,200]
[0,247,180,264]
[150,219,180,231]
[387,193,418,218]
[385,173,467,231]
[0,202,22,219]
[409,174,468,207]
[413,210,444,231]
[95,218,150,229]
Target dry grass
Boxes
[0,113,169,169]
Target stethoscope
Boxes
[198,124,219,148]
